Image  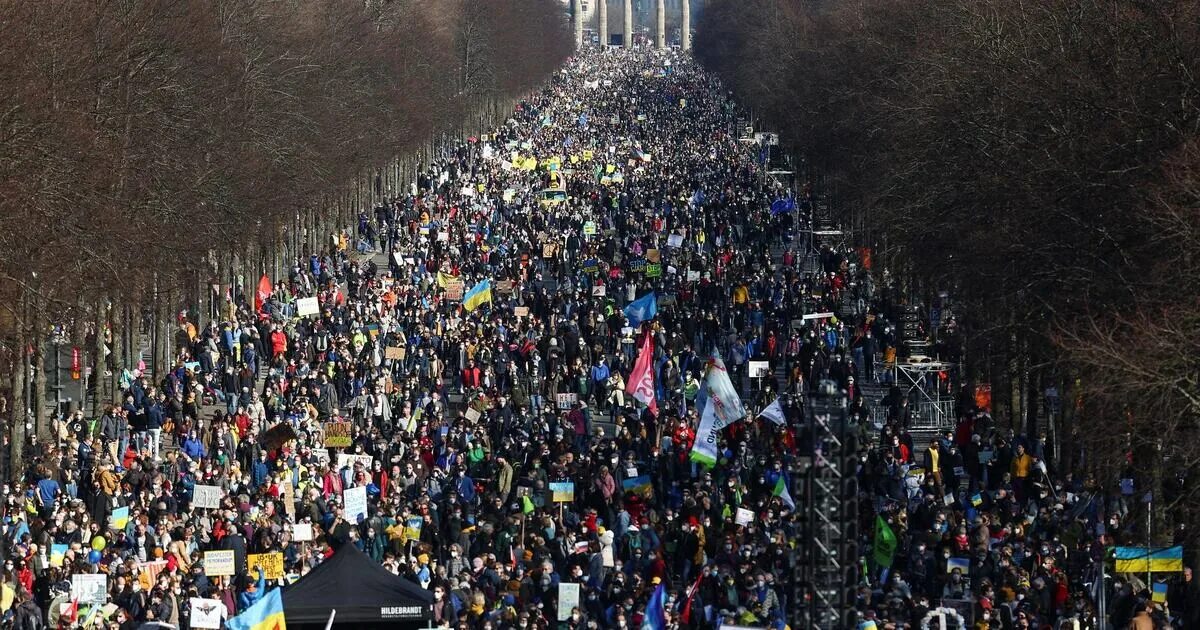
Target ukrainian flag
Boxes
[227,588,286,630]
[1113,546,1183,573]
[436,271,458,288]
[1152,581,1168,603]
[462,279,493,312]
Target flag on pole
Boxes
[227,587,287,630]
[623,292,658,327]
[640,583,666,630]
[1113,546,1184,573]
[688,400,719,467]
[462,279,493,312]
[521,496,535,515]
[626,333,658,415]
[695,352,746,430]
[255,275,272,312]
[873,516,897,568]
[772,476,795,510]
[680,572,704,624]
[758,397,786,426]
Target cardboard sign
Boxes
[292,523,313,542]
[193,484,224,510]
[549,482,575,503]
[556,393,578,410]
[385,346,406,360]
[296,297,320,317]
[203,550,236,577]
[495,280,515,294]
[343,486,369,523]
[323,422,353,448]
[646,249,660,263]
[543,243,556,259]
[71,574,108,605]
[557,583,581,621]
[465,407,482,423]
[190,598,225,630]
[247,553,285,580]
[445,281,465,301]
[514,306,530,317]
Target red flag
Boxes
[63,599,78,624]
[680,572,704,624]
[255,274,272,312]
[625,332,657,416]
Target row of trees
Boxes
[0,0,571,466]
[696,0,1200,532]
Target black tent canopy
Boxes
[280,544,433,629]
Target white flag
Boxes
[758,397,786,426]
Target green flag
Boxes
[873,516,897,568]
[521,495,535,515]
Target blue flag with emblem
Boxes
[623,292,657,327]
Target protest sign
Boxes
[336,454,374,471]
[323,421,353,448]
[385,346,406,360]
[557,583,580,621]
[556,393,578,410]
[296,297,319,317]
[343,486,368,523]
[549,482,575,503]
[292,523,313,542]
[247,553,285,580]
[193,484,223,510]
[735,508,754,526]
[71,574,107,605]
[109,506,130,530]
[204,550,236,577]
[190,598,225,630]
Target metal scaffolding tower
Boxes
[793,384,860,629]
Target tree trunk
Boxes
[32,308,47,443]
[1008,330,1020,429]
[10,289,27,482]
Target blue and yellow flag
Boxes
[1113,546,1183,573]
[1152,581,1168,603]
[227,587,286,630]
[462,279,493,312]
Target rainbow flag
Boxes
[462,279,493,312]
[227,587,286,630]
[1113,546,1183,573]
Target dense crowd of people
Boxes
[2,48,1192,630]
